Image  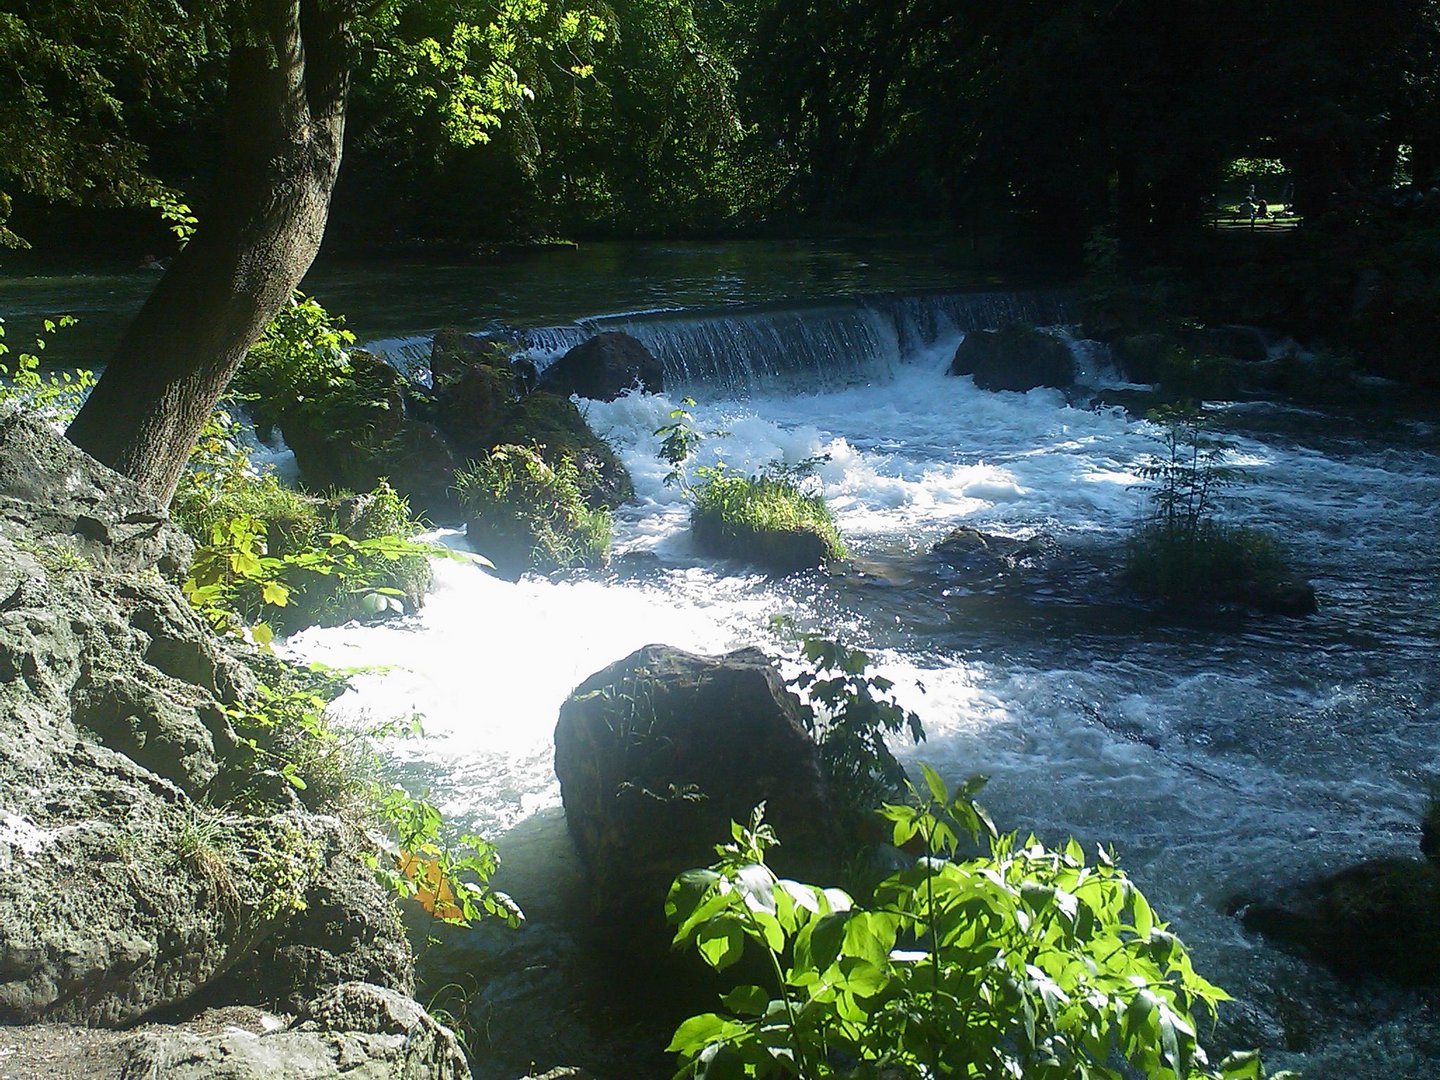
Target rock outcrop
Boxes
[947,326,1075,391]
[932,526,1057,574]
[1238,856,1440,986]
[119,982,470,1080]
[537,332,664,401]
[554,645,838,919]
[0,416,421,1044]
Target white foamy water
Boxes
[285,333,1440,1079]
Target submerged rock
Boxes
[554,645,838,919]
[538,331,664,401]
[947,326,1074,391]
[932,526,1057,573]
[1238,857,1440,986]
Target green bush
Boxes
[173,410,434,639]
[788,636,926,831]
[666,774,1291,1080]
[691,464,847,572]
[0,315,95,424]
[232,292,357,430]
[453,442,612,578]
[1126,520,1289,604]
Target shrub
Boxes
[0,315,95,424]
[173,410,434,638]
[453,442,612,578]
[666,774,1292,1080]
[221,656,522,936]
[691,463,847,572]
[232,292,356,431]
[788,635,926,831]
[1125,407,1293,607]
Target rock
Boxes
[1239,858,1440,985]
[691,514,835,574]
[0,414,191,577]
[492,392,634,510]
[217,826,414,1014]
[430,327,519,384]
[554,645,838,918]
[0,422,410,1027]
[1089,387,1180,416]
[435,362,522,460]
[1110,333,1171,384]
[947,326,1075,391]
[1238,577,1319,617]
[1179,324,1269,364]
[932,527,1056,574]
[118,982,470,1079]
[538,332,664,401]
[279,351,409,493]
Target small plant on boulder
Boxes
[453,442,612,578]
[691,461,846,573]
[1125,407,1309,614]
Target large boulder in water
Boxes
[947,326,1075,391]
[538,332,664,401]
[554,645,838,918]
[1238,856,1440,986]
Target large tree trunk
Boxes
[66,0,352,504]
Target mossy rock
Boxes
[454,444,612,580]
[494,392,633,510]
[690,472,845,574]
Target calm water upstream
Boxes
[3,241,1437,1078]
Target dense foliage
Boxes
[691,464,847,570]
[667,776,1292,1080]
[1124,409,1290,606]
[172,410,434,639]
[453,442,613,576]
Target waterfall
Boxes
[522,288,1071,393]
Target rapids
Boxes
[284,298,1440,1079]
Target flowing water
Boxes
[4,242,1438,1077]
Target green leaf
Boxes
[666,1013,739,1055]
[696,919,745,972]
[719,985,770,1017]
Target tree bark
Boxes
[66,0,352,504]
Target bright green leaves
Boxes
[358,0,610,152]
[0,315,94,424]
[667,779,1281,1080]
[371,785,524,933]
[788,636,926,825]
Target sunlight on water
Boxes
[281,306,1440,1079]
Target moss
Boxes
[454,444,612,579]
[691,469,846,573]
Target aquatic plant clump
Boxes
[1125,519,1290,604]
[453,442,612,578]
[691,467,846,572]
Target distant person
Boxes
[1241,198,1258,227]
[1256,198,1270,223]
[138,254,166,271]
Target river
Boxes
[3,240,1438,1078]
